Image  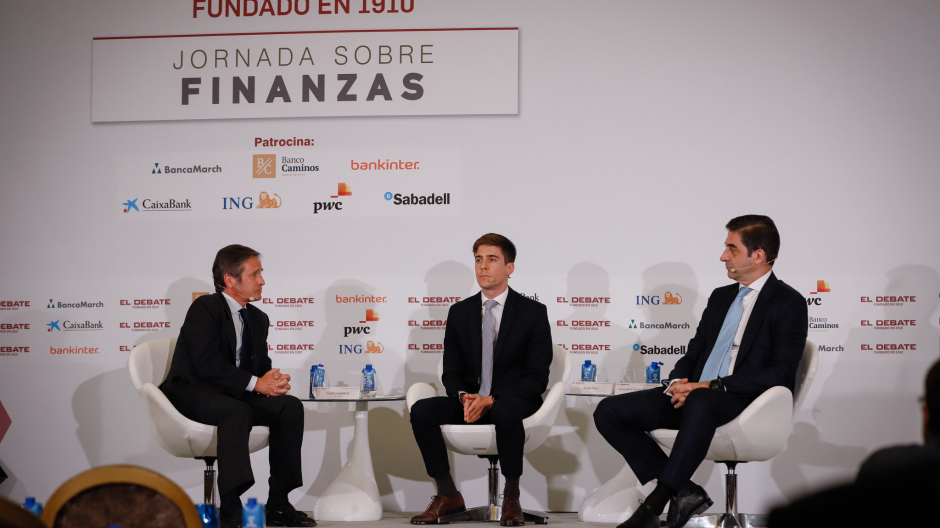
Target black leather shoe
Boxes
[616,503,660,528]
[267,503,317,527]
[219,507,242,528]
[665,483,712,528]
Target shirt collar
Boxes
[482,287,510,307]
[741,270,772,293]
[222,291,244,314]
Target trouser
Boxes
[410,395,541,479]
[593,387,750,491]
[165,387,305,497]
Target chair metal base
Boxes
[438,506,549,524]
[683,513,767,528]
[195,456,217,505]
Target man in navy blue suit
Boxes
[594,215,808,528]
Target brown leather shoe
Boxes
[500,496,524,526]
[410,494,466,525]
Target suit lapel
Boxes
[736,272,778,366]
[218,293,238,363]
[494,288,517,358]
[469,292,483,377]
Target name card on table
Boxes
[614,383,661,395]
[570,382,614,395]
[315,387,361,400]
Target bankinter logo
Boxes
[332,183,352,198]
[257,192,282,208]
[361,310,379,323]
[811,280,830,294]
[254,154,276,178]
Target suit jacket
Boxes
[670,271,808,398]
[441,287,553,408]
[161,292,272,397]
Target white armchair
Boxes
[128,338,270,504]
[649,340,819,528]
[406,344,571,524]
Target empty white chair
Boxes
[406,344,571,524]
[649,340,819,528]
[128,338,270,504]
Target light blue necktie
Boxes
[479,299,498,397]
[700,287,753,381]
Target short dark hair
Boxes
[473,233,516,264]
[726,215,780,266]
[926,359,940,437]
[212,245,260,293]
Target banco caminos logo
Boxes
[47,321,61,331]
[811,280,830,294]
[253,154,276,178]
[556,320,610,331]
[361,309,379,323]
[861,319,916,330]
[257,192,282,208]
[152,163,162,174]
[633,343,687,355]
[123,199,139,213]
[861,343,916,355]
[0,300,29,311]
[193,292,211,301]
[557,296,611,307]
[384,191,451,205]
[0,346,29,357]
[861,295,916,307]
[0,324,29,334]
[808,317,839,331]
[281,157,318,175]
[332,183,352,198]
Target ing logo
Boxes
[253,154,276,178]
[331,183,352,198]
[360,309,379,323]
[663,292,682,305]
[257,192,282,208]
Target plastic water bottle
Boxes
[361,364,376,392]
[21,497,42,516]
[310,364,325,397]
[646,362,664,384]
[581,360,596,382]
[196,504,219,528]
[242,498,264,528]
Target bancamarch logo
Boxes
[385,191,451,205]
[861,319,916,330]
[275,320,315,331]
[124,198,192,212]
[48,299,104,309]
[120,322,171,332]
[862,343,916,354]
[556,320,610,331]
[270,343,315,354]
[338,341,384,354]
[629,320,691,330]
[633,343,687,355]
[153,162,221,174]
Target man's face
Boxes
[475,245,514,295]
[227,256,264,302]
[720,230,762,284]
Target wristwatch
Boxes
[709,377,726,391]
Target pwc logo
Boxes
[556,320,611,331]
[636,293,681,306]
[361,309,379,323]
[861,343,916,354]
[275,320,315,331]
[810,280,830,294]
[342,310,378,338]
[253,154,276,178]
[121,298,170,310]
[120,321,171,332]
[332,183,352,198]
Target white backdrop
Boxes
[1,0,940,516]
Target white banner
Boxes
[92,28,518,122]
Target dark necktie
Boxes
[238,308,256,376]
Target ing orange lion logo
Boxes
[258,192,282,209]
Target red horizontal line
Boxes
[94,27,518,41]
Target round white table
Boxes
[302,396,405,522]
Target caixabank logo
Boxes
[408,296,460,307]
[274,320,315,331]
[628,319,691,330]
[862,343,916,355]
[0,346,29,357]
[861,319,916,330]
[557,343,611,354]
[0,323,29,334]
[262,296,315,308]
[121,298,170,310]
[556,319,611,331]
[47,320,103,332]
[557,296,611,308]
[123,198,192,212]
[269,343,315,355]
[861,295,916,307]
[0,300,29,312]
[633,343,687,355]
[120,321,171,332]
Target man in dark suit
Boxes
[593,215,808,528]
[161,245,314,528]
[409,233,554,526]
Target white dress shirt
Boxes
[222,292,258,391]
[727,270,772,375]
[481,287,510,338]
